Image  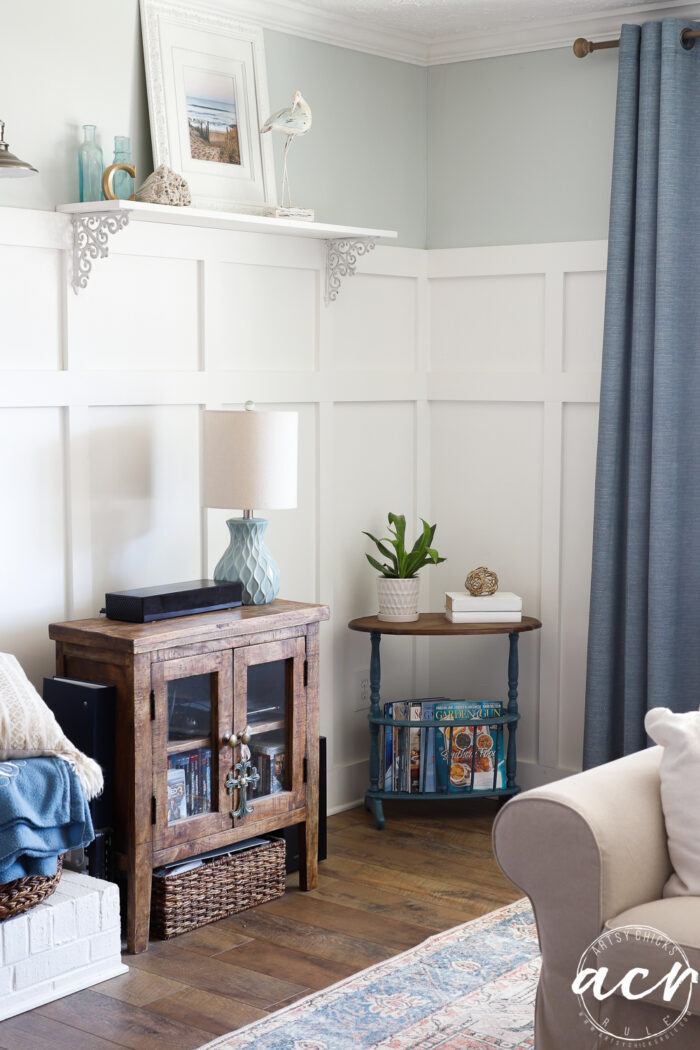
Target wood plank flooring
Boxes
[0,800,520,1050]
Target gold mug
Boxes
[102,163,136,201]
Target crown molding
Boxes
[217,0,700,66]
[216,0,428,64]
[427,1,700,65]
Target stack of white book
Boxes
[444,591,523,623]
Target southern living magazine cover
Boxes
[434,701,505,791]
[409,701,422,792]
[383,701,393,791]
[392,701,409,790]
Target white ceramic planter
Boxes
[376,576,420,622]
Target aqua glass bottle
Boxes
[78,125,103,202]
[111,136,134,200]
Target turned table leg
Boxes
[506,632,519,790]
[365,631,385,829]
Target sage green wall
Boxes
[0,5,619,250]
[427,46,619,248]
[264,30,427,246]
[0,0,152,214]
[0,4,427,247]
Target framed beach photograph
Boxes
[139,0,277,213]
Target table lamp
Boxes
[203,405,298,605]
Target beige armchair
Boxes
[493,747,700,1049]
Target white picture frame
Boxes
[139,0,277,213]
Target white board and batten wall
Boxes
[0,205,605,811]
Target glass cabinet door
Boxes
[152,650,233,847]
[232,636,307,825]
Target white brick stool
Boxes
[0,870,128,1020]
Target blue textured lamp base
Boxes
[213,517,280,605]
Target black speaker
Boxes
[282,735,327,874]
[103,579,242,623]
[43,676,116,830]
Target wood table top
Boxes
[49,599,330,653]
[348,613,541,636]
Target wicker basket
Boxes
[0,855,63,923]
[150,836,286,940]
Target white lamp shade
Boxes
[203,409,298,511]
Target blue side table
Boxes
[348,612,542,829]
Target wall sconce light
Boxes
[0,120,38,177]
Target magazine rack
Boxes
[347,613,542,829]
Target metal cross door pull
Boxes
[225,742,260,819]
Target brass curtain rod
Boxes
[574,27,700,57]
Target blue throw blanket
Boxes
[0,756,94,882]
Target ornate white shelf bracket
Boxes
[325,237,376,305]
[71,210,130,294]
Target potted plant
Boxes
[363,513,446,622]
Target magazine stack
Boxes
[381,700,506,794]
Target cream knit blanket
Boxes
[0,653,103,799]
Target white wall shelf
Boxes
[56,200,397,300]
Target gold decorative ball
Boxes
[465,567,499,596]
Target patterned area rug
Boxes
[199,897,539,1050]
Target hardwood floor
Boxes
[0,800,521,1050]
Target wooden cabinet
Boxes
[49,600,329,953]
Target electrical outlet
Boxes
[355,672,371,711]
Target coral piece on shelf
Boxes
[135,164,191,206]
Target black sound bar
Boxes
[103,579,243,623]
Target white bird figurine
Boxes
[261,90,312,215]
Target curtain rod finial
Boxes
[573,37,592,58]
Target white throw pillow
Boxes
[645,705,700,897]
[0,652,103,799]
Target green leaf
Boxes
[387,513,406,549]
[404,549,423,576]
[365,554,391,575]
[384,515,407,575]
[424,548,446,566]
[362,531,396,563]
[362,530,382,544]
[408,522,432,561]
[408,535,426,558]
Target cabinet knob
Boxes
[227,730,251,747]
[230,725,253,747]
[222,731,233,746]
